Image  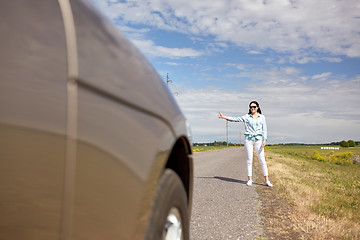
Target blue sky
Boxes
[91,0,360,144]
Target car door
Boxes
[68,1,176,239]
[0,1,68,239]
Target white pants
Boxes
[244,139,269,177]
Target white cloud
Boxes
[225,63,249,71]
[295,57,317,64]
[236,64,246,70]
[248,50,262,55]
[172,72,360,144]
[92,0,360,58]
[165,62,180,66]
[116,25,150,39]
[282,67,301,76]
[322,57,342,63]
[131,39,204,59]
[89,0,360,143]
[312,72,332,81]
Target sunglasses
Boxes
[249,105,257,109]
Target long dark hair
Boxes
[248,101,262,114]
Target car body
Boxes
[0,0,193,239]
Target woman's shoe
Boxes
[265,181,273,187]
[246,180,253,186]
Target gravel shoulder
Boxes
[190,148,265,240]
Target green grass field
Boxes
[265,145,360,239]
[267,145,360,164]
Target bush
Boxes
[329,152,354,164]
[311,151,319,160]
[348,140,355,147]
[340,140,349,148]
[311,151,326,161]
[309,150,353,164]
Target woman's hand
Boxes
[218,112,226,119]
[262,139,267,148]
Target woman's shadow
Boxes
[196,176,261,185]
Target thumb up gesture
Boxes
[217,112,226,119]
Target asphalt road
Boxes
[190,147,265,240]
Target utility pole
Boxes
[240,130,241,146]
[226,120,229,147]
[165,73,179,96]
[166,73,172,86]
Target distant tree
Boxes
[340,140,349,148]
[348,140,355,147]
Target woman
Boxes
[217,101,273,187]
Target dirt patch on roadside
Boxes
[254,159,305,239]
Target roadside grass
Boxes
[269,145,360,165]
[264,146,360,239]
[192,145,240,152]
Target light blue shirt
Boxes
[227,113,267,141]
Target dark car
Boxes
[0,1,193,239]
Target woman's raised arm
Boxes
[217,112,228,120]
